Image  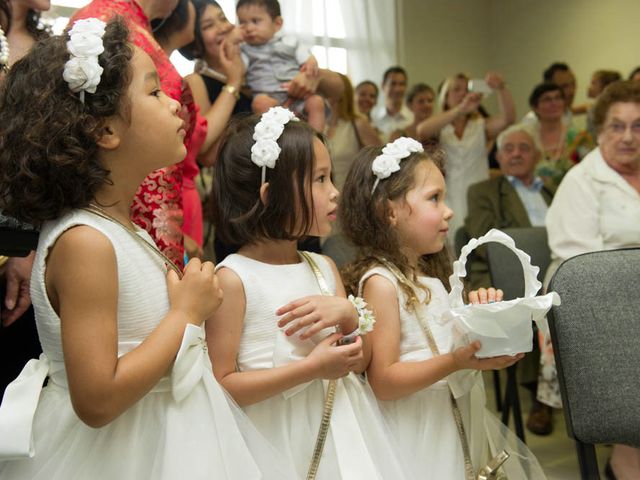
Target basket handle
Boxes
[448,228,542,308]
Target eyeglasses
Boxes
[604,121,640,136]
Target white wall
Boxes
[398,0,640,119]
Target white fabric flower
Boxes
[67,32,105,58]
[63,57,104,94]
[253,119,285,142]
[382,136,423,159]
[347,295,376,335]
[63,18,106,100]
[261,106,296,124]
[371,154,401,180]
[69,18,106,37]
[251,139,281,169]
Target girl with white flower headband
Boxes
[0,18,293,479]
[207,107,410,479]
[340,138,546,479]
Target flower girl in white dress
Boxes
[339,138,547,479]
[0,18,292,479]
[206,107,410,479]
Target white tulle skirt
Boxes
[243,373,412,479]
[0,356,296,479]
[379,377,547,479]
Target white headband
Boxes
[63,18,107,104]
[371,137,424,194]
[251,106,299,185]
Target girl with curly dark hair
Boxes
[0,17,290,479]
[340,138,545,479]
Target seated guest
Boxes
[585,69,622,140]
[389,82,435,144]
[528,83,593,188]
[539,81,640,476]
[465,124,555,290]
[522,62,579,125]
[465,124,556,436]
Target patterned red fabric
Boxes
[71,0,208,267]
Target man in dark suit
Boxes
[465,125,555,289]
[464,124,556,435]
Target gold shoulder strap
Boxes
[299,251,338,480]
[375,257,477,480]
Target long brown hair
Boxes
[340,146,453,310]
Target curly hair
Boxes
[211,114,323,245]
[0,18,133,226]
[340,146,453,311]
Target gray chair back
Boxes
[486,227,550,300]
[548,248,640,448]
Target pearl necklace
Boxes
[0,25,9,69]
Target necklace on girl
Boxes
[0,25,9,69]
[84,203,183,278]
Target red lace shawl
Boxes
[71,0,208,267]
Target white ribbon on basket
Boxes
[441,229,561,358]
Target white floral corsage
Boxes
[63,18,107,103]
[341,295,376,343]
[251,106,299,185]
[371,136,424,194]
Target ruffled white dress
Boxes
[360,266,546,480]
[0,210,294,480]
[217,253,410,479]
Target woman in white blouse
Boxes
[540,80,640,479]
[417,72,515,236]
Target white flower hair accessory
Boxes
[371,136,424,193]
[251,106,299,185]
[63,18,107,104]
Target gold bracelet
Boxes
[222,84,240,100]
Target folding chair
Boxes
[485,227,551,443]
[547,248,640,479]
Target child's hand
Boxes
[300,56,319,78]
[468,287,503,304]
[167,258,223,326]
[452,341,523,371]
[276,295,358,340]
[305,333,363,379]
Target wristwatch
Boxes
[222,84,240,100]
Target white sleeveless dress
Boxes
[0,210,294,479]
[359,266,546,480]
[217,253,410,480]
[439,117,489,236]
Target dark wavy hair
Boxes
[340,146,453,309]
[179,0,221,60]
[152,0,192,45]
[211,114,322,245]
[0,0,10,32]
[528,82,564,109]
[0,18,133,225]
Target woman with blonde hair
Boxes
[417,72,515,236]
[326,73,381,192]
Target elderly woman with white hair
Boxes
[417,72,515,236]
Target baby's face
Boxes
[237,4,282,46]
